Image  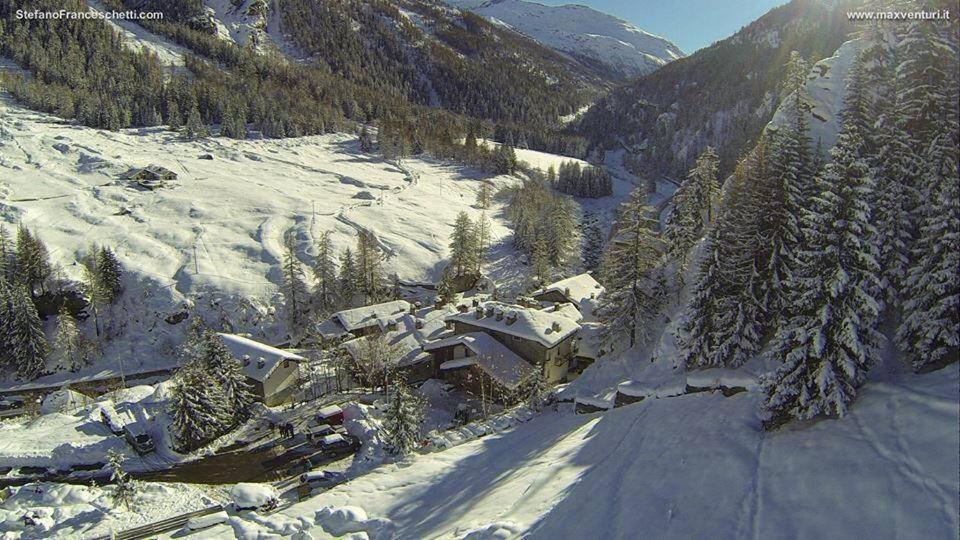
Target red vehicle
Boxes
[316,405,344,426]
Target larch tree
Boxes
[449,211,478,277]
[107,449,137,510]
[473,212,491,275]
[281,232,310,337]
[338,247,358,308]
[596,187,666,350]
[356,231,386,304]
[312,231,338,316]
[666,146,719,269]
[54,305,83,372]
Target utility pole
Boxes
[193,244,199,274]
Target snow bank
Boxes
[40,388,90,414]
[230,483,279,510]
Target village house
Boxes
[531,273,605,314]
[120,164,177,190]
[217,333,304,406]
[445,301,581,383]
[341,310,450,384]
[317,300,412,340]
[424,332,535,402]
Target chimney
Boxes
[409,304,416,314]
[475,306,483,319]
[458,304,468,313]
[506,312,517,325]
[495,309,504,321]
[485,306,495,317]
[551,321,562,332]
[564,287,571,297]
[415,318,424,329]
[257,358,266,369]
[472,298,480,307]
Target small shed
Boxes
[317,404,344,425]
[217,333,304,406]
[121,165,177,190]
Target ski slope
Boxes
[198,365,958,539]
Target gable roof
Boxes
[428,332,534,388]
[445,301,580,348]
[331,300,411,333]
[532,273,605,308]
[217,333,304,382]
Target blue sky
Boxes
[537,0,789,53]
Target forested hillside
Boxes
[577,0,859,178]
[0,0,603,156]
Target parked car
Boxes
[123,425,155,455]
[305,423,347,442]
[319,433,359,456]
[230,483,279,512]
[299,470,345,489]
[0,396,25,411]
[316,404,344,426]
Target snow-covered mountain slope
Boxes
[768,39,862,153]
[446,0,684,78]
[0,93,553,384]
[193,364,958,538]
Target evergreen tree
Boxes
[896,132,959,372]
[544,197,577,269]
[529,230,551,285]
[383,381,426,456]
[281,232,310,336]
[358,125,373,152]
[581,213,604,272]
[107,449,137,510]
[526,370,547,412]
[54,305,83,372]
[0,225,14,282]
[15,225,51,296]
[312,231,338,315]
[184,105,207,140]
[96,246,123,303]
[666,146,719,268]
[596,188,666,349]
[0,280,15,370]
[199,330,255,420]
[449,212,477,277]
[762,127,880,425]
[9,285,47,380]
[168,361,230,451]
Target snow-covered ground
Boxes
[0,93,521,386]
[180,363,958,539]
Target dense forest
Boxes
[0,0,597,158]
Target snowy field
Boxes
[0,94,524,385]
[181,364,957,539]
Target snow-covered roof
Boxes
[316,318,350,340]
[542,302,583,323]
[331,300,412,332]
[318,405,342,418]
[429,332,535,388]
[342,329,431,368]
[321,433,346,445]
[217,333,304,382]
[445,302,581,348]
[532,273,605,308]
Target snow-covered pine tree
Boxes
[200,330,255,420]
[666,146,719,269]
[526,369,547,412]
[0,279,15,370]
[96,246,123,303]
[184,105,207,140]
[677,155,763,370]
[312,231,338,315]
[872,77,921,309]
[449,211,478,277]
[581,213,604,272]
[107,449,137,510]
[168,361,230,451]
[358,125,373,152]
[897,17,956,151]
[0,225,14,282]
[15,225,51,296]
[281,231,310,337]
[896,129,959,372]
[9,284,47,380]
[338,247,358,308]
[54,305,83,372]
[596,187,666,349]
[383,381,426,456]
[762,122,881,426]
[356,230,386,304]
[529,230,551,286]
[544,196,577,269]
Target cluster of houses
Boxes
[213,273,605,407]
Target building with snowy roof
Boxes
[340,312,446,384]
[424,332,535,400]
[319,300,413,339]
[532,273,605,310]
[445,301,581,382]
[120,164,177,190]
[217,333,304,406]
